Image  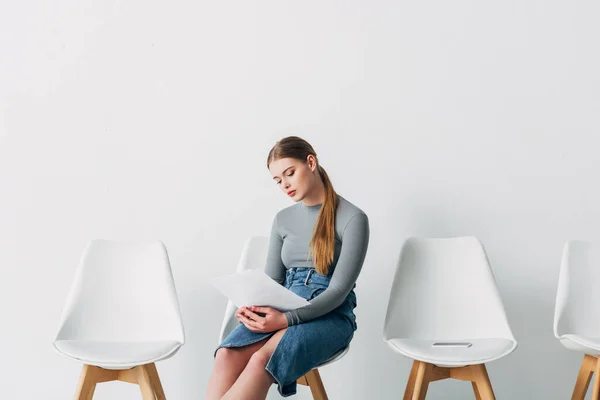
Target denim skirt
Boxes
[215,267,358,397]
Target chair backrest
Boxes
[554,240,600,338]
[383,236,514,341]
[218,236,269,342]
[54,240,185,343]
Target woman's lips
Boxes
[288,190,296,197]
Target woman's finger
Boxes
[241,317,262,332]
[237,309,251,322]
[242,308,264,322]
[242,312,263,328]
[250,306,272,314]
[238,308,255,322]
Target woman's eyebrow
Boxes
[272,166,294,180]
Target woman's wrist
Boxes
[282,311,294,327]
[280,313,290,328]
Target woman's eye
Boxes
[275,171,293,185]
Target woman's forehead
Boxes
[269,157,302,176]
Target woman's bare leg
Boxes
[221,329,287,400]
[205,338,269,400]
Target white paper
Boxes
[211,269,310,312]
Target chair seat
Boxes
[385,338,516,367]
[316,345,349,369]
[53,340,183,369]
[558,334,600,356]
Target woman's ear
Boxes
[306,155,317,171]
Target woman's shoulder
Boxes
[336,195,368,227]
[273,202,303,222]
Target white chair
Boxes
[53,239,185,400]
[218,236,348,399]
[554,240,600,399]
[383,237,517,400]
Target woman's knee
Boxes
[215,348,246,367]
[246,350,272,372]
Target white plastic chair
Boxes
[53,239,185,400]
[383,237,517,399]
[554,240,600,399]
[218,236,348,399]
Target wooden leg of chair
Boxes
[73,363,166,400]
[572,355,597,400]
[137,365,157,400]
[297,375,309,385]
[411,361,430,400]
[305,369,328,400]
[472,381,482,400]
[403,361,420,400]
[593,357,600,400]
[471,364,496,400]
[296,375,308,386]
[74,365,98,400]
[146,363,166,400]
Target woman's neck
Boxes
[302,179,326,207]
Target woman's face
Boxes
[269,156,317,202]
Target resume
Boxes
[212,269,310,312]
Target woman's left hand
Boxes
[236,306,288,333]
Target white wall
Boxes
[1,1,599,399]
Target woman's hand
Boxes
[236,306,288,333]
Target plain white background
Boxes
[1,1,599,399]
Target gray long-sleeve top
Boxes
[264,195,370,326]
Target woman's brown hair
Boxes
[267,136,338,275]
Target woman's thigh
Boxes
[284,312,354,358]
[255,328,288,358]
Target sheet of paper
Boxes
[211,269,310,312]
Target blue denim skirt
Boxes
[215,267,357,397]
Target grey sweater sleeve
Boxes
[284,212,370,326]
[264,214,286,285]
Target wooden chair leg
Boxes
[74,365,118,400]
[75,365,97,400]
[73,363,168,400]
[400,361,502,400]
[472,381,482,400]
[471,364,496,400]
[593,357,600,400]
[137,365,157,400]
[403,361,420,400]
[305,369,328,400]
[412,361,430,400]
[146,363,166,400]
[572,355,597,400]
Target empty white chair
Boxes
[53,239,185,400]
[554,240,600,399]
[218,236,348,399]
[383,237,517,399]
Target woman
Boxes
[206,136,370,399]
